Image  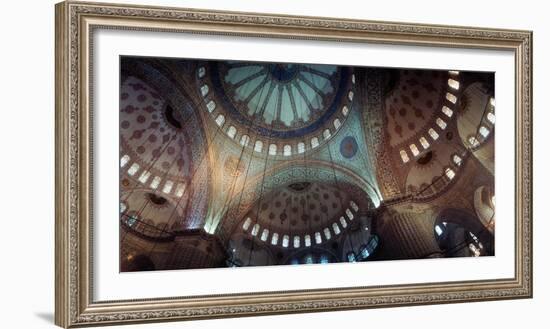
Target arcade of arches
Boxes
[119,57,495,272]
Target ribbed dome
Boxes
[204,61,354,140]
[224,62,336,129]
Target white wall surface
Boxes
[0,0,546,328]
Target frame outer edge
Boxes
[526,31,533,299]
[54,1,533,326]
[55,1,70,328]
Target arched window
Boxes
[446,92,457,104]
[254,140,263,152]
[215,114,225,127]
[319,255,329,264]
[442,106,453,117]
[150,176,161,189]
[345,208,354,220]
[162,180,174,194]
[453,154,463,166]
[251,224,260,236]
[409,143,420,156]
[445,168,456,180]
[435,224,443,236]
[468,243,481,257]
[268,143,277,155]
[419,136,430,149]
[487,112,496,124]
[342,105,349,116]
[311,137,319,148]
[260,229,269,241]
[350,200,359,212]
[448,79,460,90]
[323,129,331,139]
[428,128,439,140]
[469,136,480,147]
[490,97,495,107]
[323,228,332,240]
[479,126,490,138]
[468,232,483,257]
[315,232,322,244]
[200,84,209,97]
[359,246,370,259]
[304,234,311,247]
[358,236,379,261]
[400,150,410,163]
[240,134,250,147]
[339,216,348,228]
[348,90,354,101]
[283,144,292,156]
[138,170,151,184]
[297,142,305,154]
[332,222,341,235]
[333,118,342,129]
[347,252,356,263]
[370,235,380,248]
[242,217,252,230]
[304,255,314,264]
[175,183,186,197]
[197,66,206,78]
[282,235,289,248]
[436,118,447,130]
[293,236,300,248]
[120,202,127,214]
[120,154,130,168]
[227,126,237,139]
[206,100,216,113]
[271,232,279,245]
[126,214,138,227]
[127,163,140,176]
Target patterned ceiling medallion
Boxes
[416,150,434,165]
[340,136,358,158]
[287,182,312,192]
[146,193,168,206]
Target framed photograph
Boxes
[55,1,532,327]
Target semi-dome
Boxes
[119,76,192,193]
[237,182,369,249]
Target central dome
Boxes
[208,61,352,139]
[223,62,337,130]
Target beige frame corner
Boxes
[55,1,532,327]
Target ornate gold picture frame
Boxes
[55,1,532,327]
